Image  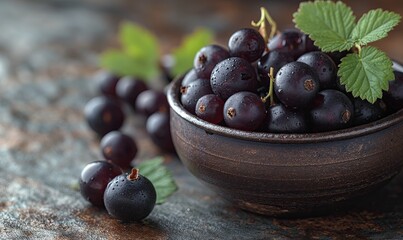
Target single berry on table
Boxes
[84,96,125,136]
[79,161,122,208]
[104,168,157,222]
[116,76,148,110]
[146,112,175,153]
[135,89,169,117]
[94,71,120,97]
[100,131,138,170]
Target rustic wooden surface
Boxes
[1,0,403,239]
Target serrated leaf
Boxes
[99,22,160,80]
[171,28,214,77]
[338,46,394,103]
[138,157,178,204]
[352,9,401,46]
[293,1,356,52]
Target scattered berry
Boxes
[100,131,138,170]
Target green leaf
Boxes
[171,28,214,77]
[293,1,356,52]
[99,22,160,80]
[137,157,178,204]
[352,9,401,46]
[338,46,394,103]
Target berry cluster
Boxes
[80,72,174,222]
[181,28,403,133]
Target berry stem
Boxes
[261,67,276,106]
[251,7,278,46]
[127,168,140,181]
[354,43,362,56]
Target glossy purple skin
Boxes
[210,57,258,100]
[146,112,175,152]
[228,28,265,62]
[353,98,387,126]
[135,89,169,117]
[383,71,403,113]
[180,78,212,114]
[79,161,122,208]
[297,51,337,89]
[84,96,125,136]
[261,104,307,133]
[100,131,138,170]
[274,61,320,109]
[104,172,156,222]
[116,77,148,109]
[223,92,266,131]
[95,71,120,97]
[181,68,198,87]
[257,50,294,89]
[309,89,354,132]
[268,29,315,59]
[194,44,230,79]
[195,94,224,124]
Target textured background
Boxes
[1,0,403,239]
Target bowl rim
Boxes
[167,71,403,144]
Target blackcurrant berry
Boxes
[210,57,258,100]
[180,78,212,114]
[100,131,138,170]
[309,89,354,132]
[104,169,156,222]
[135,89,169,117]
[228,28,265,62]
[297,51,337,89]
[181,68,198,87]
[383,71,403,113]
[261,104,308,133]
[116,76,148,110]
[268,29,310,59]
[194,45,230,79]
[195,94,224,124]
[94,71,120,97]
[79,161,122,208]
[353,98,387,126]
[146,112,175,153]
[257,50,294,89]
[223,92,266,131]
[84,96,125,136]
[275,61,320,109]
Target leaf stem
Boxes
[354,43,362,56]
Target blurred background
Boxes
[0,0,402,84]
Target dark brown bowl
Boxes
[167,75,403,217]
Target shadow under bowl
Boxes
[167,75,403,217]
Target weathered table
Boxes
[1,0,403,239]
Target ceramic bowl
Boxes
[167,68,403,217]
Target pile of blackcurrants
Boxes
[80,72,174,222]
[180,28,403,133]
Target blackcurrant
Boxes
[104,169,156,222]
[223,92,266,131]
[257,50,294,89]
[181,68,198,87]
[146,112,175,153]
[268,29,312,59]
[194,45,230,79]
[84,96,125,136]
[135,89,169,117]
[260,104,308,133]
[195,94,224,124]
[353,98,387,126]
[100,131,138,170]
[180,78,212,114]
[210,57,258,100]
[79,161,122,208]
[383,71,403,113]
[309,89,354,132]
[297,51,337,89]
[94,71,120,97]
[275,61,320,109]
[116,76,148,110]
[228,28,265,62]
